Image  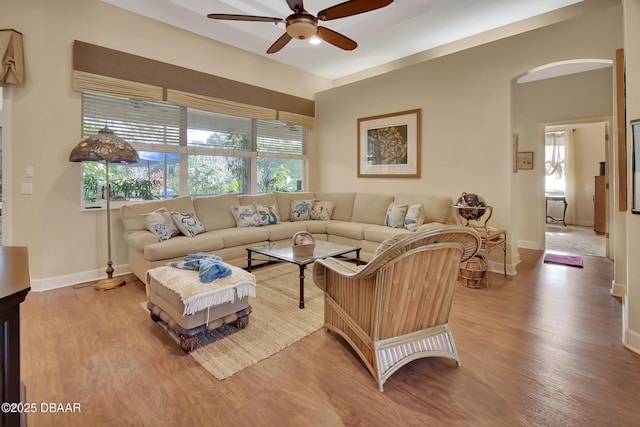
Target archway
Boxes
[511,58,614,258]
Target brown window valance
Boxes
[72,40,315,127]
[0,29,24,86]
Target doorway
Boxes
[543,122,607,257]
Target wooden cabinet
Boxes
[0,247,30,427]
[594,176,606,235]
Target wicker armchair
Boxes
[312,226,480,391]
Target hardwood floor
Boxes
[20,249,640,426]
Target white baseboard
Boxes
[486,253,519,277]
[623,297,640,355]
[625,328,640,355]
[30,264,131,292]
[575,220,594,227]
[518,240,541,250]
[610,279,626,298]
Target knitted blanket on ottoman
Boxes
[146,265,256,316]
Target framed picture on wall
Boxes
[357,109,421,178]
[517,151,534,170]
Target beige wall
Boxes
[622,0,640,353]
[0,0,330,284]
[513,70,613,248]
[316,4,623,269]
[573,123,607,226]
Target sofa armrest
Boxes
[123,230,159,252]
[416,222,447,233]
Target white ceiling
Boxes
[102,0,591,81]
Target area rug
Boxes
[545,225,606,257]
[142,262,324,380]
[543,253,584,268]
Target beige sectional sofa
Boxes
[120,191,455,282]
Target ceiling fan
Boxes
[207,0,394,54]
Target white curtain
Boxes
[545,129,576,225]
[565,129,576,225]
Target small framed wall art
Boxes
[517,151,534,170]
[357,109,421,178]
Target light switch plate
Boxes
[21,183,33,194]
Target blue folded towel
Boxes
[198,260,231,283]
[167,253,232,283]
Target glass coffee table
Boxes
[246,240,361,309]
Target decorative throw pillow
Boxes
[143,207,180,241]
[310,200,336,220]
[170,211,206,237]
[230,205,261,227]
[404,203,426,232]
[385,203,408,228]
[290,199,314,221]
[254,203,280,225]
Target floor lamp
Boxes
[69,127,140,291]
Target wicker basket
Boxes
[459,255,486,288]
[292,231,316,258]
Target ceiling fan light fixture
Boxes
[286,17,317,40]
[207,0,394,53]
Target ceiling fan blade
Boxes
[267,33,293,54]
[207,13,283,23]
[316,26,357,51]
[317,0,393,21]
[286,0,305,14]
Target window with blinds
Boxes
[257,120,304,155]
[79,92,307,208]
[82,92,183,145]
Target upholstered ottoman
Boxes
[146,265,256,352]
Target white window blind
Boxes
[186,109,252,150]
[257,120,305,155]
[82,92,184,146]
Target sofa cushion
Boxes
[170,211,206,237]
[274,191,315,222]
[326,222,371,240]
[263,221,308,241]
[121,196,196,232]
[142,207,180,241]
[313,192,355,221]
[351,193,394,225]
[393,193,454,224]
[231,205,261,227]
[416,222,448,233]
[374,233,414,258]
[364,225,412,244]
[239,193,278,207]
[214,227,271,247]
[385,203,408,228]
[305,219,331,234]
[144,233,224,262]
[193,193,240,231]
